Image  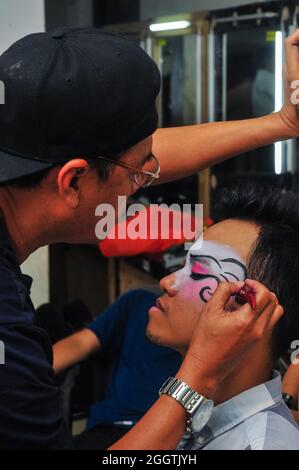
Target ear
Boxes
[57,159,90,208]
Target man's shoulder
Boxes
[243,402,299,450]
[199,402,299,450]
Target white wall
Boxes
[0,0,45,53]
[22,248,50,308]
[140,0,281,20]
[0,0,49,308]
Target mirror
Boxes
[158,34,200,127]
[211,28,287,175]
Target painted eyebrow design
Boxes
[190,254,248,280]
[222,272,239,281]
[190,254,222,269]
[220,258,248,277]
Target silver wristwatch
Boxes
[159,377,214,433]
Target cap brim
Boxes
[0,149,53,183]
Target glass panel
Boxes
[213,28,285,176]
[134,33,200,207]
[228,30,275,120]
[160,34,199,127]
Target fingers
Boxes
[210,281,245,309]
[244,279,275,315]
[207,279,284,341]
[267,304,284,331]
[285,29,299,81]
[233,279,284,337]
[253,296,282,332]
[230,278,271,319]
[287,28,299,46]
[231,278,275,317]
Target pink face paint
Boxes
[172,240,247,305]
[191,261,209,276]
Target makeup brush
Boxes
[235,284,257,309]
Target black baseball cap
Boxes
[0,27,161,183]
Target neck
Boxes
[182,341,273,405]
[212,343,273,405]
[0,186,57,263]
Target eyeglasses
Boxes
[95,153,160,189]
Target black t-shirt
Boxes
[0,218,72,449]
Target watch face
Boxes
[191,399,214,433]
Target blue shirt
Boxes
[87,289,182,430]
[0,218,72,449]
[177,371,299,450]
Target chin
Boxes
[146,325,183,354]
[146,325,165,347]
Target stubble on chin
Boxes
[146,327,164,346]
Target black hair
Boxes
[214,182,299,360]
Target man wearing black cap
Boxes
[0,27,295,449]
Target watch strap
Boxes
[159,377,212,432]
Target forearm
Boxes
[53,340,82,375]
[53,329,100,375]
[110,356,216,450]
[110,395,185,450]
[153,112,293,184]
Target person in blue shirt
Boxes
[53,289,182,449]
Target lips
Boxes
[156,298,164,312]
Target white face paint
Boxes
[171,239,247,304]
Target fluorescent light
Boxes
[275,142,282,174]
[275,31,283,174]
[275,31,283,112]
[149,21,191,32]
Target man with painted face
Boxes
[0,26,294,449]
[147,183,299,450]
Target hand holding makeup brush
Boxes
[177,279,283,397]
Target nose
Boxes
[159,273,178,297]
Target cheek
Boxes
[179,278,219,304]
[113,170,136,197]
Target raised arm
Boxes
[53,328,100,375]
[153,29,299,184]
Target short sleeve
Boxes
[87,290,137,352]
